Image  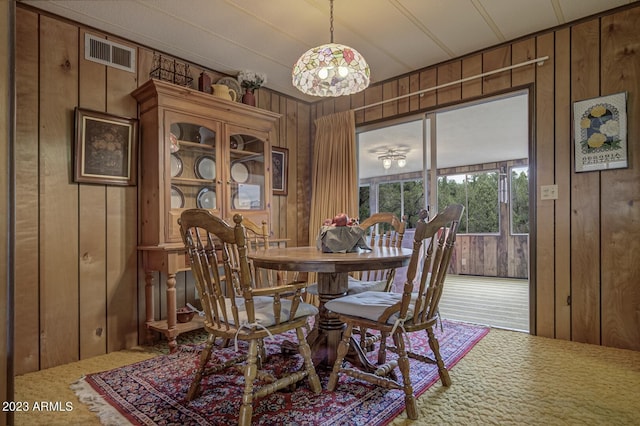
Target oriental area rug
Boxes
[72,320,489,426]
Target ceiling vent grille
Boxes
[85,34,136,73]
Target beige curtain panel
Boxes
[308,110,359,246]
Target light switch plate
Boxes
[540,184,558,200]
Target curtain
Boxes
[308,110,359,245]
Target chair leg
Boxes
[327,324,353,391]
[377,331,388,365]
[296,327,321,394]
[393,332,418,420]
[238,339,259,426]
[426,327,451,386]
[187,334,215,401]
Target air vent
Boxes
[84,34,136,73]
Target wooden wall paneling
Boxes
[534,32,557,338]
[462,54,482,99]
[458,236,470,275]
[397,75,410,114]
[419,69,437,110]
[285,98,299,243]
[554,28,572,340]
[297,102,312,246]
[408,72,421,112]
[382,80,398,118]
[333,94,351,114]
[14,8,41,375]
[363,84,383,122]
[483,237,498,276]
[570,19,602,345]
[352,91,365,124]
[105,38,140,351]
[78,28,108,360]
[470,236,484,275]
[1,5,9,420]
[38,16,80,368]
[600,8,640,351]
[436,62,461,104]
[137,47,154,88]
[511,38,536,86]
[482,46,511,94]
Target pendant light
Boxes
[292,0,370,97]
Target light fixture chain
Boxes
[329,0,334,43]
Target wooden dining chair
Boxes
[349,212,406,293]
[325,204,464,420]
[179,210,321,425]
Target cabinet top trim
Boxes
[131,78,281,122]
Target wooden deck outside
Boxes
[438,274,529,332]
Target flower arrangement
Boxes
[237,69,267,91]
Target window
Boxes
[437,171,499,234]
[359,179,425,229]
[510,166,529,234]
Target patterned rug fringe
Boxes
[70,376,132,426]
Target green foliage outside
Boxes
[511,167,529,234]
[359,169,528,235]
[437,172,499,233]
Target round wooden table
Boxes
[249,246,412,369]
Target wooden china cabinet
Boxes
[131,79,280,351]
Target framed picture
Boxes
[74,108,138,186]
[573,92,627,173]
[271,147,288,196]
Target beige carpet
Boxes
[14,328,640,425]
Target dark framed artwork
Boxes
[74,107,138,186]
[573,92,628,172]
[271,147,288,196]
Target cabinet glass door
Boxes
[168,118,219,212]
[228,132,265,211]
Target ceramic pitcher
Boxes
[211,84,236,101]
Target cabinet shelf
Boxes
[172,177,215,186]
[178,140,214,151]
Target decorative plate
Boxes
[195,155,216,180]
[216,77,242,103]
[170,153,183,177]
[199,126,216,145]
[230,162,249,183]
[230,134,244,150]
[170,123,182,139]
[232,191,251,209]
[170,185,184,209]
[196,187,216,209]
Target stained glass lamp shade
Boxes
[292,42,370,97]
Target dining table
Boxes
[248,245,412,369]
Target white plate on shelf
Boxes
[170,123,182,139]
[195,155,216,180]
[232,192,251,209]
[199,126,216,145]
[170,186,184,209]
[170,153,183,177]
[196,187,216,209]
[230,135,244,150]
[230,162,249,183]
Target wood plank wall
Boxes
[311,6,640,351]
[1,3,11,424]
[10,4,640,378]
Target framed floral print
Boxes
[573,92,627,173]
[74,108,138,185]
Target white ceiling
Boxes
[21,0,635,102]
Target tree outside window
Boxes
[510,166,529,234]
